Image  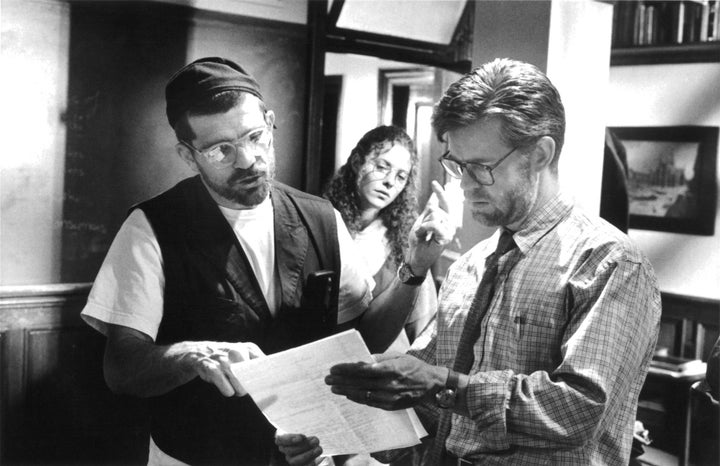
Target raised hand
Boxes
[406,180,456,273]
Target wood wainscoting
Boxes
[1,285,717,464]
[0,284,149,465]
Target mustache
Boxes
[465,188,486,198]
[229,167,267,183]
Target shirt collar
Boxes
[511,192,574,254]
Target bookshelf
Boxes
[611,0,720,66]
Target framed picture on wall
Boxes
[607,126,718,236]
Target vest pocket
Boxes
[164,296,263,343]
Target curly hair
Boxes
[323,125,419,267]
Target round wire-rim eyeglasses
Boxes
[180,125,272,167]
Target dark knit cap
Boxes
[165,57,263,128]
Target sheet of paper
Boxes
[231,329,427,456]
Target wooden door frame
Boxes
[303,0,474,193]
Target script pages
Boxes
[231,329,427,456]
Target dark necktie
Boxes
[424,229,517,465]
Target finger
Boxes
[228,345,252,363]
[374,352,404,361]
[228,342,266,363]
[275,433,312,447]
[328,362,382,377]
[287,446,323,466]
[246,342,265,358]
[196,358,235,397]
[280,442,319,457]
[325,372,398,391]
[216,354,246,396]
[431,180,450,214]
[331,387,405,411]
[330,386,374,403]
[275,436,322,466]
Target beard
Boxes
[199,150,276,208]
[213,172,271,206]
[469,160,538,227]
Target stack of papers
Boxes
[231,329,427,456]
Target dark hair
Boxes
[432,58,565,168]
[323,125,419,266]
[173,90,267,142]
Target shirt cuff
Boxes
[81,300,159,340]
[466,369,514,450]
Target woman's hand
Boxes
[406,180,455,273]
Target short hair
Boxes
[173,90,267,142]
[432,58,565,165]
[323,125,419,266]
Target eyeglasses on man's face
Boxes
[367,158,410,187]
[438,146,518,186]
[181,125,272,168]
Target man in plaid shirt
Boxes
[277,58,661,465]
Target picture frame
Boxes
[607,126,718,236]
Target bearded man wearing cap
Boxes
[80,57,454,465]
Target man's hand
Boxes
[407,180,456,274]
[104,325,267,398]
[186,341,265,397]
[325,353,448,410]
[275,433,323,466]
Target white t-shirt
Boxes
[218,198,279,314]
[81,199,373,341]
[353,218,390,277]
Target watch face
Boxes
[399,263,412,281]
[435,388,457,409]
[399,262,424,285]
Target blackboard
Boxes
[60,2,308,282]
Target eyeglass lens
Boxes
[440,158,493,185]
[369,160,409,185]
[203,127,271,166]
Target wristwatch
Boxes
[435,369,460,409]
[397,261,425,286]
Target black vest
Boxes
[136,176,340,465]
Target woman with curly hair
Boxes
[324,125,437,351]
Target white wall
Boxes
[547,0,614,215]
[324,53,409,170]
[0,0,306,286]
[608,63,720,299]
[0,0,70,284]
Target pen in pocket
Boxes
[514,316,525,339]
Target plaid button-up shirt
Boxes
[409,193,661,465]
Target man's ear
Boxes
[265,109,276,128]
[532,136,556,171]
[176,143,199,173]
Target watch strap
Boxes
[435,368,460,409]
[445,368,460,391]
[398,261,425,286]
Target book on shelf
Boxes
[612,0,720,48]
[650,354,705,373]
